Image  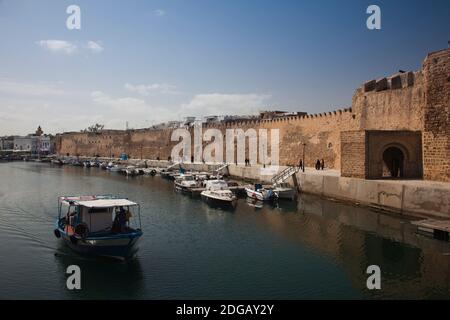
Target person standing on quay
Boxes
[320,159,325,170]
[315,159,320,170]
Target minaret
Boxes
[35,126,43,136]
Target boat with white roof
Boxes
[54,195,143,260]
[201,180,237,209]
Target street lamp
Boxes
[302,143,306,172]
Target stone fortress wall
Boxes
[55,47,449,182]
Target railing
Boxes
[271,166,300,185]
[215,163,229,172]
[166,162,180,170]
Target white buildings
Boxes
[0,137,14,151]
[13,135,51,154]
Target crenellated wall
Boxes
[55,47,449,182]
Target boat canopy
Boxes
[59,196,137,208]
[77,199,137,208]
[205,180,228,191]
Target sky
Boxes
[0,0,449,135]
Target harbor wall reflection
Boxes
[254,194,450,298]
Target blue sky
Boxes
[0,0,449,134]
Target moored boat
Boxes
[54,195,143,260]
[174,174,200,193]
[245,183,277,201]
[273,183,297,200]
[201,180,237,209]
[108,164,125,172]
[51,159,64,165]
[123,165,137,176]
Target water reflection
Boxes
[0,162,449,299]
[54,242,145,299]
[253,193,450,299]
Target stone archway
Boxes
[382,146,405,178]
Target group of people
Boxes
[298,158,325,170]
[315,159,325,170]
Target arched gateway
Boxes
[382,146,405,178]
[341,130,423,179]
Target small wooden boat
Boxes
[54,195,143,260]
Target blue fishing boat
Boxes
[54,195,143,260]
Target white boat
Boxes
[193,172,210,181]
[201,180,237,208]
[108,164,125,172]
[51,159,63,165]
[123,166,138,176]
[273,183,297,200]
[83,161,91,168]
[245,184,277,201]
[174,174,200,192]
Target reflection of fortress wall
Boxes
[258,194,450,298]
[55,47,449,182]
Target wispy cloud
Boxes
[36,40,77,55]
[91,91,152,113]
[180,93,271,117]
[36,40,104,55]
[86,41,104,53]
[90,90,175,125]
[0,80,66,96]
[154,9,165,17]
[124,83,180,96]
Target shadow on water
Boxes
[54,242,145,299]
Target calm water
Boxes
[0,161,449,299]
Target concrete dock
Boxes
[413,219,450,241]
[50,157,450,219]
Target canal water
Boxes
[0,161,449,299]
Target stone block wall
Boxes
[422,48,450,182]
[54,47,450,183]
[340,130,367,178]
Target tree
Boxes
[82,124,104,133]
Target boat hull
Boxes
[57,225,142,260]
[201,193,237,209]
[245,188,276,201]
[274,188,297,200]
